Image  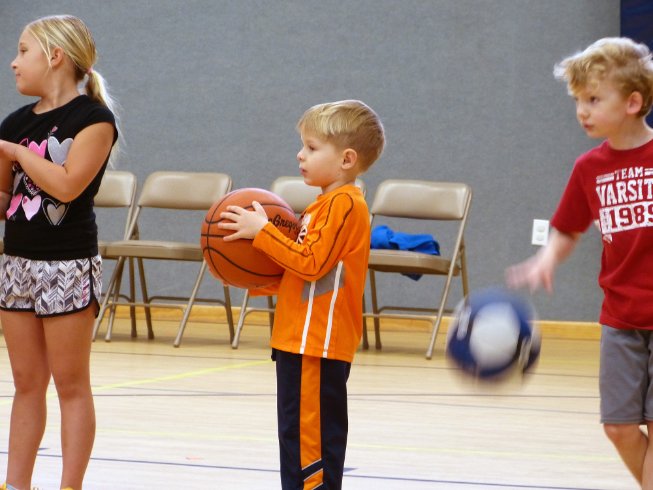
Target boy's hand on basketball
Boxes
[219,201,269,241]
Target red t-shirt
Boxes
[552,138,653,330]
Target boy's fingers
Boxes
[252,201,266,215]
[220,211,240,222]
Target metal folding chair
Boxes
[93,171,234,346]
[364,179,472,359]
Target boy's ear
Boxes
[342,148,358,169]
[626,91,644,115]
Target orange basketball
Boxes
[201,188,300,288]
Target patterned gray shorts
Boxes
[0,254,102,317]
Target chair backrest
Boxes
[370,180,471,221]
[138,171,232,210]
[126,171,232,241]
[271,176,366,214]
[95,170,138,240]
[95,170,137,208]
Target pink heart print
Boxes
[21,195,41,220]
[6,193,22,219]
[28,140,47,158]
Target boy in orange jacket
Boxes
[220,99,384,489]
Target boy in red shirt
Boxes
[507,38,653,488]
[220,100,384,489]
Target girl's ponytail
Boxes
[85,69,121,167]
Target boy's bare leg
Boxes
[604,423,648,486]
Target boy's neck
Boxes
[607,119,653,150]
[321,177,358,195]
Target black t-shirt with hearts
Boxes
[0,95,117,260]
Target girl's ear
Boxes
[626,91,644,116]
[49,46,65,67]
[342,148,358,169]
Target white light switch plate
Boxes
[531,219,549,246]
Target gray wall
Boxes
[0,0,619,321]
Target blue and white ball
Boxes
[446,287,541,381]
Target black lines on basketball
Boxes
[201,188,300,288]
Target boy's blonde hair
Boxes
[554,37,653,117]
[27,15,120,164]
[297,100,385,171]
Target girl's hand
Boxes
[0,140,19,162]
[219,201,269,241]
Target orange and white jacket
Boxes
[252,184,369,363]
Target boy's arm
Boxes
[220,192,366,282]
[248,283,280,297]
[254,193,365,281]
[505,228,580,293]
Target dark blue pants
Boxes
[274,349,351,489]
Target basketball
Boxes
[201,188,300,289]
[446,287,541,381]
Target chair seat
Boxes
[98,240,108,257]
[368,249,458,275]
[104,240,203,261]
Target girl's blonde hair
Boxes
[554,37,653,117]
[26,15,121,165]
[297,100,385,171]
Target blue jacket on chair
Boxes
[370,225,440,280]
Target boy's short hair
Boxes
[553,37,653,117]
[297,100,385,171]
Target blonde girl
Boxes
[0,15,118,490]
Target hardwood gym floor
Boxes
[0,313,636,489]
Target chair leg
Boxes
[223,285,234,342]
[361,294,369,350]
[174,261,207,347]
[266,296,275,331]
[232,290,251,349]
[136,257,154,340]
[426,270,458,360]
[426,312,444,361]
[369,270,382,350]
[93,256,124,341]
[105,258,127,342]
[460,246,470,296]
[128,257,137,338]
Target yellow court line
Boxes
[0,359,272,407]
[93,359,272,392]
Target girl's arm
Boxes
[0,152,14,220]
[505,229,580,293]
[0,121,114,203]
